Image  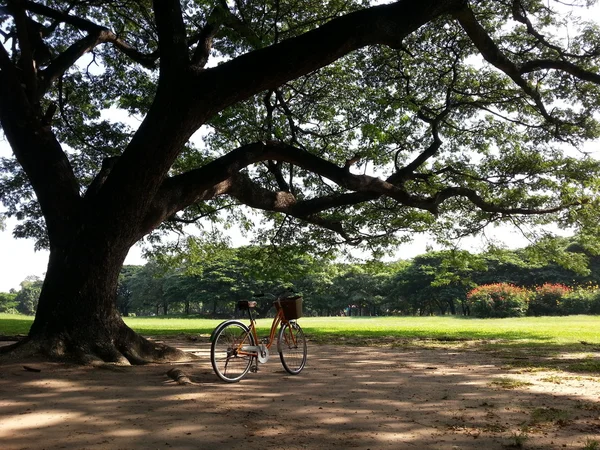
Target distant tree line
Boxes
[3,237,600,318]
[0,275,42,315]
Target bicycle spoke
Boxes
[279,322,307,375]
[211,321,255,382]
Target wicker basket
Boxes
[275,297,303,320]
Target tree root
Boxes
[0,333,199,366]
[0,337,45,359]
[166,368,195,385]
[0,335,27,341]
[0,340,25,354]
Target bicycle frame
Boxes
[210,296,307,382]
[237,303,296,357]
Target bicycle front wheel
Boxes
[210,321,256,383]
[278,321,307,375]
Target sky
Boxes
[0,215,146,292]
[0,2,599,292]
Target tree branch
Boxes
[38,32,100,96]
[218,0,265,49]
[192,0,464,114]
[138,138,583,240]
[85,156,120,198]
[39,27,157,96]
[10,0,37,102]
[21,0,157,80]
[82,0,467,234]
[152,0,188,81]
[0,39,81,243]
[389,110,446,184]
[190,6,223,69]
[432,187,581,215]
[156,141,429,214]
[511,0,562,55]
[453,5,555,123]
[519,59,600,84]
[226,171,354,241]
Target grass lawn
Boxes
[2,314,599,347]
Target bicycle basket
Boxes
[275,296,303,320]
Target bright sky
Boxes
[1,2,599,292]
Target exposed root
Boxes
[0,340,25,354]
[0,335,27,341]
[117,327,199,364]
[0,338,49,360]
[1,332,199,366]
[166,368,195,385]
[95,364,128,372]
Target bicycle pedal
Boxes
[250,365,259,373]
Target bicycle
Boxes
[209,293,308,383]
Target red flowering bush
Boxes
[466,283,531,318]
[528,283,571,316]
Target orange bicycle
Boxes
[210,293,307,383]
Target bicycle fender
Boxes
[209,320,249,342]
[276,322,290,352]
[209,320,229,342]
[277,322,301,352]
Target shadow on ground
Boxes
[1,338,599,449]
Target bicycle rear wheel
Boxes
[278,321,307,375]
[210,321,256,382]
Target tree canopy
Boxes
[2,0,600,363]
[3,0,600,252]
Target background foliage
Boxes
[4,236,600,318]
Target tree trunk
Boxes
[448,299,456,315]
[15,237,192,365]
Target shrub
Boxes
[0,292,18,313]
[589,290,600,315]
[561,288,594,315]
[14,285,41,316]
[466,283,531,318]
[528,283,571,316]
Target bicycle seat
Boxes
[277,295,301,301]
[238,300,257,310]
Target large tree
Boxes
[2,0,600,363]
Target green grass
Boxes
[124,316,221,336]
[489,377,533,389]
[296,316,600,345]
[507,431,529,448]
[584,439,600,450]
[0,313,35,335]
[530,407,570,424]
[3,313,600,346]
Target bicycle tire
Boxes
[210,321,256,382]
[278,321,307,375]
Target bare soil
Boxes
[1,337,599,449]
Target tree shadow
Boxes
[0,341,598,449]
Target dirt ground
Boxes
[1,337,599,450]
